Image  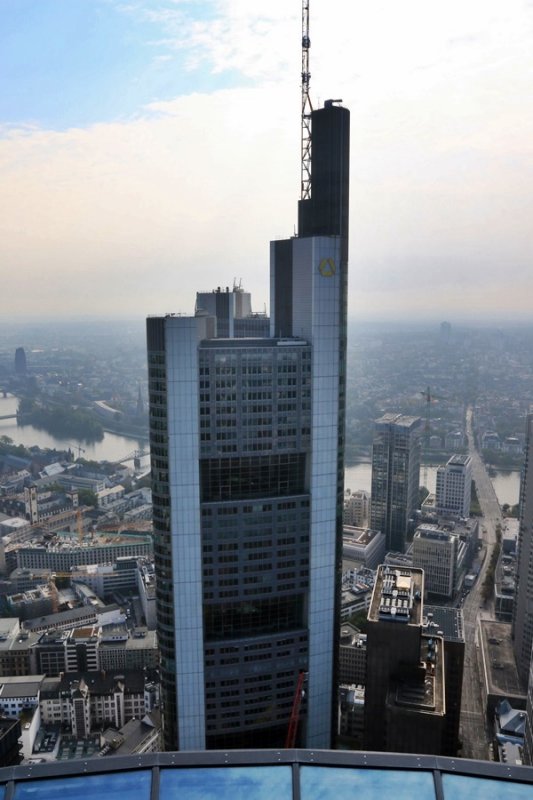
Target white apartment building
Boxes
[412,524,458,599]
[436,454,472,518]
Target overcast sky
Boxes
[2,0,533,323]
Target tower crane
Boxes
[66,442,86,460]
[285,671,307,748]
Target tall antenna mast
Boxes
[301,0,312,200]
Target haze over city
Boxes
[2,0,533,322]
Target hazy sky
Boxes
[2,0,533,322]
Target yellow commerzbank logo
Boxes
[318,257,336,277]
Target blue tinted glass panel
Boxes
[443,774,533,799]
[160,766,292,800]
[14,771,151,800]
[301,766,435,800]
[0,786,4,800]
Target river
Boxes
[345,460,520,508]
[1,394,521,506]
[0,394,145,463]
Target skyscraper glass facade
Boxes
[147,102,349,751]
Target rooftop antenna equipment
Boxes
[301,0,312,200]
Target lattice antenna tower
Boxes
[301,0,313,200]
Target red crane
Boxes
[285,671,307,748]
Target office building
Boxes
[412,525,458,599]
[147,100,349,751]
[364,566,448,755]
[339,623,366,685]
[15,534,152,572]
[513,413,533,687]
[370,414,423,552]
[424,605,465,758]
[0,718,21,766]
[342,526,385,569]
[343,489,369,527]
[435,455,472,518]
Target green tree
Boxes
[77,489,98,508]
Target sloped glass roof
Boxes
[1,750,531,800]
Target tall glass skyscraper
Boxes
[513,412,533,687]
[370,413,423,553]
[147,100,349,751]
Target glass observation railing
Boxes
[1,750,532,800]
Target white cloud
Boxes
[2,0,533,321]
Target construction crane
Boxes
[420,386,447,488]
[301,0,312,200]
[285,671,307,748]
[66,442,86,460]
[48,574,59,614]
[77,507,84,543]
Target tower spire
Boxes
[301,0,312,200]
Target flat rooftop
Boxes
[479,620,525,703]
[343,526,380,545]
[369,566,423,625]
[424,606,464,642]
[0,676,45,697]
[375,413,422,430]
[414,526,453,543]
[448,454,471,467]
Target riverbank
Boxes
[101,422,149,442]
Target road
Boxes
[459,406,502,760]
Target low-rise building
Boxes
[0,676,44,718]
[22,603,124,635]
[341,567,375,620]
[99,625,158,671]
[0,620,37,678]
[14,533,152,572]
[342,526,385,570]
[339,622,366,685]
[338,684,364,747]
[99,711,161,756]
[39,671,150,735]
[0,717,22,766]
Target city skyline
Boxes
[2,0,533,322]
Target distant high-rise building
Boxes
[436,454,472,518]
[440,321,451,342]
[135,384,145,417]
[370,414,423,552]
[147,100,349,751]
[513,413,533,687]
[14,347,26,375]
